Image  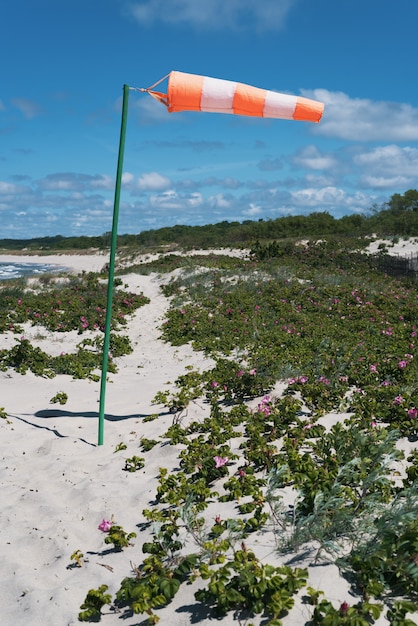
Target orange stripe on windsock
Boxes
[233,83,266,117]
[167,71,204,113]
[293,96,324,123]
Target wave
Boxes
[0,262,66,281]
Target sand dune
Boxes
[0,244,417,625]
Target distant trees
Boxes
[368,189,418,237]
[386,189,418,213]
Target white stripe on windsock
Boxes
[201,77,237,113]
[263,91,297,119]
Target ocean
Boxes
[0,261,66,281]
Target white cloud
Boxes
[128,0,297,30]
[208,193,233,209]
[130,95,172,125]
[37,173,114,192]
[122,172,135,184]
[290,186,346,207]
[0,181,22,194]
[354,145,418,175]
[290,186,372,212]
[243,203,263,216]
[292,145,337,170]
[359,175,411,189]
[187,192,204,207]
[305,173,335,186]
[149,189,203,209]
[90,175,114,190]
[352,145,418,189]
[40,177,74,191]
[137,172,172,191]
[11,98,43,120]
[306,89,418,142]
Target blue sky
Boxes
[1,0,418,239]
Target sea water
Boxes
[0,261,66,281]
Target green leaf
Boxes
[159,577,180,600]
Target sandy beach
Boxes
[0,252,109,275]
[0,242,417,625]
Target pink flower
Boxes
[393,395,404,405]
[369,364,378,373]
[249,368,256,376]
[214,515,221,524]
[256,403,271,416]
[211,381,219,388]
[238,468,246,478]
[398,360,408,369]
[98,519,112,532]
[408,408,418,419]
[214,456,228,468]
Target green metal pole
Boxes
[98,84,130,445]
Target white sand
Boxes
[0,248,416,625]
[364,236,418,257]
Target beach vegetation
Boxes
[0,272,148,379]
[0,272,149,334]
[306,590,383,625]
[140,437,158,451]
[112,233,416,624]
[1,205,418,624]
[123,455,145,472]
[115,552,200,624]
[70,549,86,568]
[142,412,159,422]
[0,407,9,421]
[50,391,68,405]
[103,524,137,551]
[196,549,308,622]
[78,584,112,621]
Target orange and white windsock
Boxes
[144,71,324,123]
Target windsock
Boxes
[144,71,324,123]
